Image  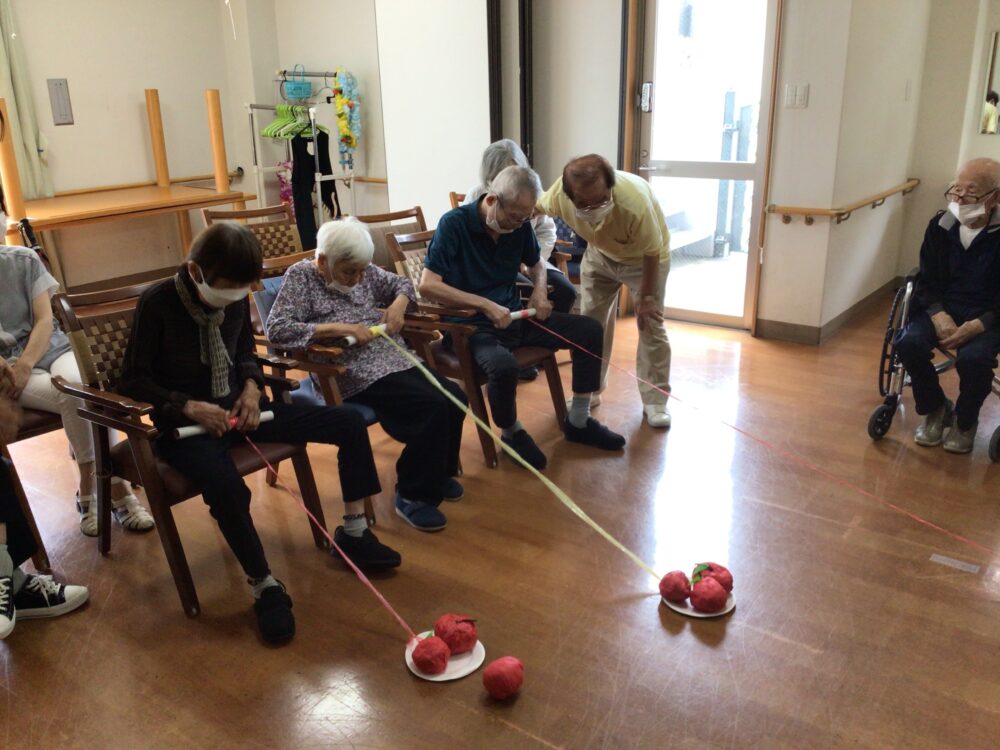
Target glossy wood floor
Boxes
[5,298,1000,749]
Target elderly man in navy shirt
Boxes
[419,165,625,470]
[896,158,1000,454]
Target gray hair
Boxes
[315,217,374,264]
[490,165,543,204]
[480,138,530,187]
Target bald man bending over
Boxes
[895,157,1000,454]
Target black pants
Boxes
[516,268,578,313]
[291,132,340,251]
[0,458,36,568]
[156,402,380,580]
[468,312,603,428]
[895,311,1000,429]
[347,367,466,504]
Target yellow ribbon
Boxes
[372,327,661,581]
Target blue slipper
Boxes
[442,478,464,502]
[394,493,447,532]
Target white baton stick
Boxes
[510,308,537,321]
[174,410,276,439]
[344,323,388,346]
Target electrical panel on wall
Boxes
[47,78,74,125]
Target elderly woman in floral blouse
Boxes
[266,218,467,533]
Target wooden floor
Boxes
[5,297,1000,749]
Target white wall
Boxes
[532,0,621,185]
[375,0,490,225]
[500,0,522,142]
[273,0,388,215]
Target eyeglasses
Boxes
[495,196,531,226]
[944,185,998,203]
[576,198,613,213]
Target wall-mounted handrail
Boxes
[767,178,920,225]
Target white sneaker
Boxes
[0,575,14,639]
[644,404,671,429]
[565,393,602,411]
[112,492,155,532]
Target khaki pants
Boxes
[580,248,671,405]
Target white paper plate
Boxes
[662,593,735,619]
[405,630,486,681]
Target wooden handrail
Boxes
[53,169,244,197]
[767,178,919,225]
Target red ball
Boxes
[434,613,478,655]
[483,656,524,700]
[690,577,728,613]
[412,636,450,675]
[692,562,734,593]
[658,571,691,603]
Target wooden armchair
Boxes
[203,203,305,276]
[354,206,427,271]
[51,285,336,617]
[448,192,465,209]
[386,230,568,468]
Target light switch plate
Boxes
[47,78,73,126]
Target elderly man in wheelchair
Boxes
[891,158,1000,454]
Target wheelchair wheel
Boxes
[990,426,1000,463]
[868,403,896,440]
[878,285,908,397]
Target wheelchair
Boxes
[868,270,1000,460]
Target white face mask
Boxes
[485,199,515,235]
[327,279,356,294]
[190,264,250,308]
[949,200,990,227]
[576,199,614,225]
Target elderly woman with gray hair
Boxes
[266,217,467,533]
[463,139,577,315]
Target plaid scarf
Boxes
[174,274,232,398]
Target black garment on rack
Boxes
[291,131,340,250]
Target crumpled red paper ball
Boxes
[412,636,450,675]
[690,576,728,613]
[483,656,524,699]
[434,613,478,655]
[658,571,692,603]
[692,562,733,593]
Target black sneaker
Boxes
[505,429,547,470]
[12,574,89,620]
[564,417,626,451]
[0,574,14,639]
[253,582,295,644]
[518,366,540,381]
[333,526,402,569]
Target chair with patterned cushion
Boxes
[51,284,337,617]
[354,207,427,271]
[385,230,567,468]
[202,204,305,277]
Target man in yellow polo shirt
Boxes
[537,154,672,428]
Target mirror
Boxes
[982,31,1000,133]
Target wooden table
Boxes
[13,184,255,287]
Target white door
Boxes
[637,0,777,328]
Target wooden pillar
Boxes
[204,89,230,195]
[0,98,26,245]
[144,89,171,187]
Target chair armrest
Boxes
[262,373,301,395]
[77,406,159,440]
[404,311,440,323]
[256,353,301,371]
[551,250,571,261]
[51,376,154,417]
[416,302,478,318]
[554,239,574,248]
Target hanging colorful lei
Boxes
[333,67,362,170]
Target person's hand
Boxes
[0,360,15,398]
[635,296,665,333]
[181,400,231,438]
[482,300,513,330]
[7,361,31,400]
[381,306,406,337]
[345,323,375,346]
[0,396,22,445]
[939,318,986,350]
[931,311,959,342]
[230,380,262,432]
[528,293,553,322]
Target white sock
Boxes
[343,513,367,538]
[12,567,27,594]
[249,574,279,599]
[0,544,12,579]
[501,420,524,439]
[568,394,592,428]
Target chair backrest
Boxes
[448,192,465,210]
[202,204,304,272]
[53,283,154,393]
[385,229,434,298]
[252,276,285,330]
[354,206,427,270]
